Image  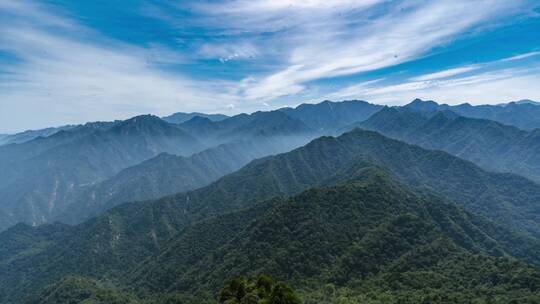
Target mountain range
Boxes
[56,136,311,225]
[3,98,540,232]
[161,112,229,124]
[404,98,540,130]
[0,115,205,230]
[0,125,78,146]
[4,98,540,233]
[2,128,540,303]
[0,110,319,231]
[343,103,540,183]
[2,98,540,303]
[278,100,383,133]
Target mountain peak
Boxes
[184,115,213,124]
[120,114,164,126]
[367,106,400,117]
[408,98,438,106]
[235,110,313,136]
[110,115,177,135]
[162,112,228,124]
[516,99,540,104]
[503,99,540,107]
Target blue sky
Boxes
[0,0,539,133]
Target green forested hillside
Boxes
[28,276,141,304]
[21,177,540,303]
[127,177,540,299]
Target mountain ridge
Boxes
[161,112,229,124]
[403,98,540,130]
[344,105,540,182]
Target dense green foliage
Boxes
[27,276,140,304]
[219,275,301,304]
[127,177,540,302]
[21,177,540,303]
[27,274,300,304]
[0,222,70,266]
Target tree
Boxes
[219,275,301,304]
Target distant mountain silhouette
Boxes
[403,98,540,130]
[0,125,77,146]
[56,136,312,225]
[345,105,540,182]
[161,112,228,124]
[0,115,203,230]
[279,99,382,133]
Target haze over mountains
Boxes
[345,103,540,183]
[2,98,540,303]
[403,98,540,131]
[0,110,319,231]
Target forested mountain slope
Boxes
[129,177,540,303]
[2,130,540,303]
[16,176,540,303]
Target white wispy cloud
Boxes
[499,51,540,62]
[327,66,540,105]
[410,66,480,81]
[213,0,375,11]
[223,0,526,101]
[0,0,238,133]
[198,42,259,62]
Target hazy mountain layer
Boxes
[0,115,203,231]
[56,136,314,225]
[278,100,382,133]
[161,112,228,124]
[345,106,540,182]
[0,125,77,146]
[178,110,315,146]
[405,98,540,130]
[0,108,320,231]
